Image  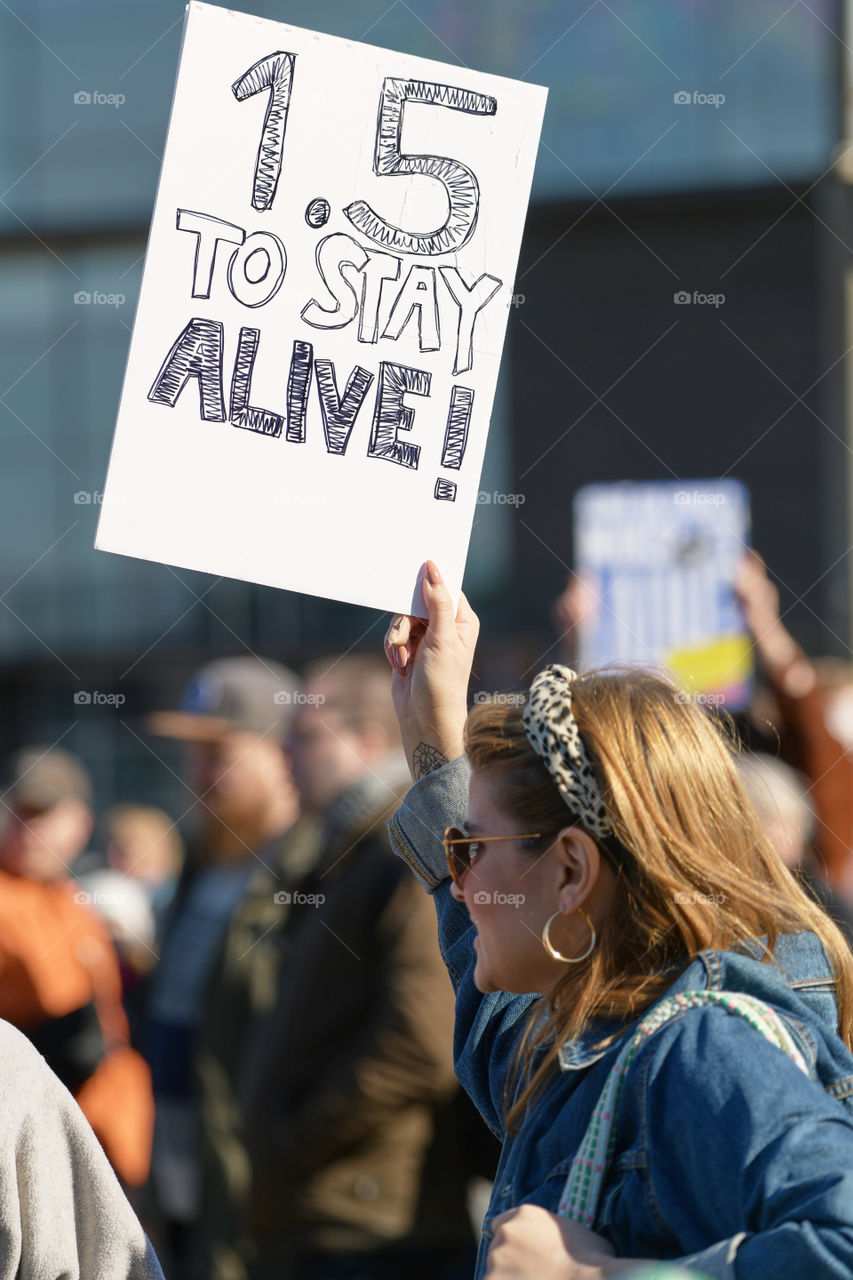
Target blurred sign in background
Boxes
[574,479,752,708]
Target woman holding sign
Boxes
[383,563,853,1280]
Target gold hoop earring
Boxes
[542,907,596,964]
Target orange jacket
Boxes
[0,869,153,1186]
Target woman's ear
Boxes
[554,827,602,913]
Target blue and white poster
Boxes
[573,480,752,708]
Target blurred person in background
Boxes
[81,804,186,1043]
[552,570,600,667]
[0,746,154,1192]
[104,802,185,925]
[193,807,323,1280]
[144,655,300,1279]
[239,654,482,1280]
[735,550,853,900]
[77,862,158,1046]
[737,752,853,949]
[84,805,186,1043]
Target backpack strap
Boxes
[558,989,809,1228]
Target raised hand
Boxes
[384,560,479,779]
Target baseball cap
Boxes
[147,656,300,742]
[8,747,94,811]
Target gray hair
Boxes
[736,753,815,869]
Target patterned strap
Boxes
[558,989,809,1227]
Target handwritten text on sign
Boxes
[97,3,547,613]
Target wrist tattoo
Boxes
[413,742,449,780]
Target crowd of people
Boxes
[5,550,853,1277]
[0,650,495,1279]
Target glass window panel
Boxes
[0,0,838,238]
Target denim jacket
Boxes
[387,756,853,1280]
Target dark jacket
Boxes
[193,818,323,1280]
[239,767,476,1257]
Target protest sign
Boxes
[573,480,752,709]
[95,1,546,614]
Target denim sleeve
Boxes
[627,1008,853,1279]
[386,758,539,1137]
[386,755,472,892]
[676,1235,746,1279]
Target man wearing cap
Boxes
[0,745,154,1190]
[145,655,301,1279]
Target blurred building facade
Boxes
[0,0,846,809]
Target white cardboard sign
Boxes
[95,1,546,615]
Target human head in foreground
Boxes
[386,563,853,1114]
[460,663,853,1116]
[385,562,853,1279]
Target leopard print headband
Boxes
[522,664,612,838]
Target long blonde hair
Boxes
[464,667,853,1132]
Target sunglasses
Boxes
[442,825,544,885]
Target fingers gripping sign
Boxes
[384,561,479,780]
[384,612,416,676]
